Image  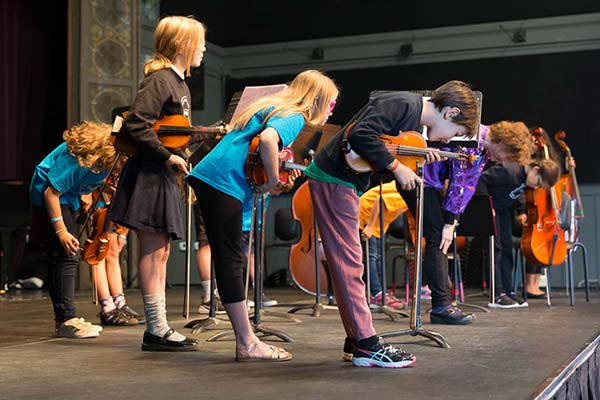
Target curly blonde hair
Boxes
[63,121,116,171]
[487,121,532,165]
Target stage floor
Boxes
[1,286,599,400]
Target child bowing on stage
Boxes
[187,69,339,362]
[30,121,116,338]
[304,80,479,368]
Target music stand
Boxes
[287,205,338,317]
[379,162,450,348]
[455,195,497,307]
[366,177,409,321]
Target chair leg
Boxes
[567,251,575,306]
[512,247,519,295]
[545,268,552,307]
[520,252,527,300]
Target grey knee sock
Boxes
[143,292,185,341]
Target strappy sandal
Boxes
[235,341,292,362]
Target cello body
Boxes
[521,127,567,267]
[521,185,567,267]
[288,181,330,296]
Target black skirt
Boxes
[109,157,184,240]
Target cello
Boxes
[521,128,567,267]
[288,180,330,297]
[554,130,584,243]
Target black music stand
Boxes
[208,194,294,343]
[455,195,497,306]
[379,162,450,348]
[366,177,409,321]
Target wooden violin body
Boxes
[81,189,112,265]
[344,131,476,173]
[288,181,330,296]
[112,113,227,156]
[245,135,306,187]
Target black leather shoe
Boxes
[430,306,475,325]
[526,292,547,299]
[141,329,200,352]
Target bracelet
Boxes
[388,160,400,172]
[117,234,127,241]
[50,216,63,223]
[55,228,67,236]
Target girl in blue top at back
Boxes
[30,121,115,339]
[187,69,338,362]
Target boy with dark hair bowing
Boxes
[477,157,560,308]
[304,80,479,368]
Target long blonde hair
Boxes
[144,16,206,77]
[63,121,116,171]
[230,70,339,131]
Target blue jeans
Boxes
[365,236,383,295]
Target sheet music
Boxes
[230,84,287,122]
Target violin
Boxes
[521,127,567,267]
[112,113,227,156]
[554,130,584,243]
[81,189,112,265]
[245,135,307,188]
[81,172,122,265]
[288,181,330,296]
[344,131,478,173]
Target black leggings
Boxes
[188,177,245,303]
[31,205,79,323]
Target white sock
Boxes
[143,292,185,341]
[200,280,211,303]
[99,297,116,314]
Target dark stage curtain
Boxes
[0,0,64,182]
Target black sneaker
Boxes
[352,336,416,368]
[119,305,146,324]
[430,305,475,325]
[99,309,139,326]
[343,337,356,362]
[508,295,529,308]
[488,294,520,309]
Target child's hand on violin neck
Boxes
[424,149,446,164]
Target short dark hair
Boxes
[429,80,479,138]
[532,158,560,188]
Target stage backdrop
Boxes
[227,49,600,183]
